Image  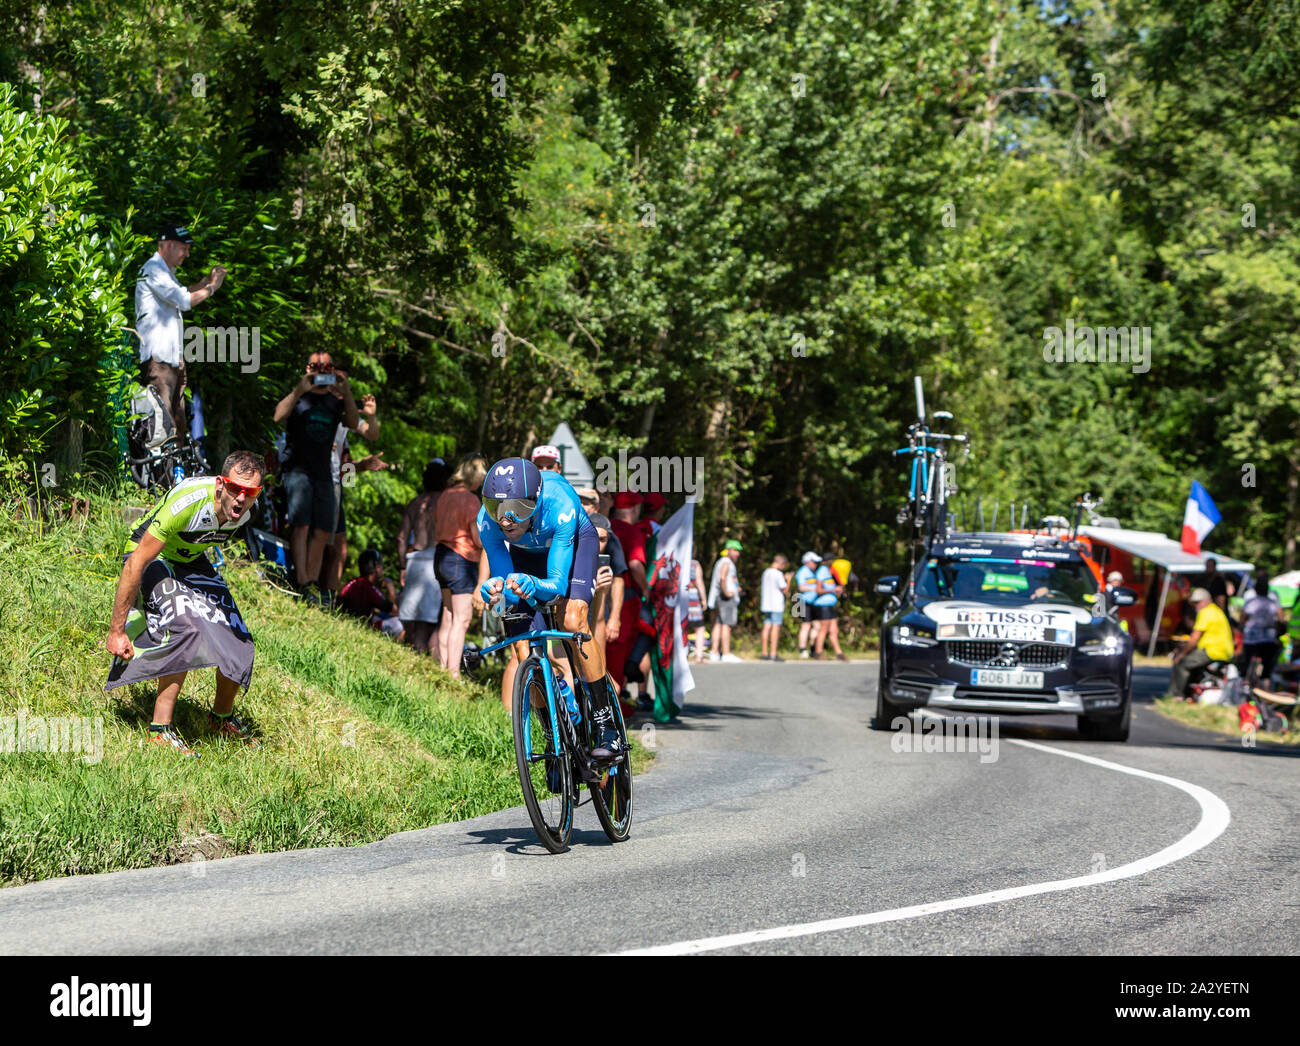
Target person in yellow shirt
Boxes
[1169,587,1235,697]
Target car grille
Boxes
[947,641,1070,670]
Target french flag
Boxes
[1180,481,1221,555]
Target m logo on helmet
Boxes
[494,465,515,476]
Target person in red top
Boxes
[606,492,648,698]
[339,549,404,641]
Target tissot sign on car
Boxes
[929,607,1076,644]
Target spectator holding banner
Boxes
[104,451,264,756]
[607,492,649,695]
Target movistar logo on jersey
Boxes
[557,508,575,524]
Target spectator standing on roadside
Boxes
[795,552,822,658]
[708,540,743,662]
[587,513,626,661]
[434,454,488,678]
[686,558,707,662]
[1240,570,1284,683]
[607,492,649,698]
[339,549,404,641]
[1203,558,1230,618]
[641,492,669,537]
[397,458,452,656]
[811,556,846,660]
[273,351,360,601]
[134,223,226,438]
[321,393,384,605]
[760,554,791,661]
[531,445,562,473]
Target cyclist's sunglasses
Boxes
[221,475,263,500]
[484,497,538,526]
[306,360,335,373]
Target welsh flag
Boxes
[1180,481,1221,555]
[648,501,696,721]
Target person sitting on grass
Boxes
[104,450,265,757]
[338,549,404,641]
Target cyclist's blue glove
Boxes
[480,576,505,605]
[506,572,539,602]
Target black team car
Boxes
[872,531,1137,742]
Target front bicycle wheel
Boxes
[512,657,573,853]
[587,674,633,842]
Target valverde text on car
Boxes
[872,530,1136,742]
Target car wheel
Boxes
[1078,692,1131,742]
[871,661,906,730]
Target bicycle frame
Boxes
[479,608,605,783]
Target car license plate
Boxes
[971,669,1044,689]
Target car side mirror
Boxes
[1111,586,1137,607]
[875,576,899,596]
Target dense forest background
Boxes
[2,0,1298,587]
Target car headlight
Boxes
[1079,634,1123,656]
[892,625,937,647]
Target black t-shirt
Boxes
[606,531,629,578]
[284,390,345,481]
[1207,575,1229,603]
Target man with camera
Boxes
[273,351,359,600]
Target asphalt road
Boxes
[3,662,1299,955]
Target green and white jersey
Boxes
[126,477,251,564]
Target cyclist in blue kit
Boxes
[474,458,622,760]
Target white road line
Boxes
[614,736,1231,956]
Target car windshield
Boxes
[916,556,1099,608]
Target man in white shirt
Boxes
[1241,570,1284,683]
[760,554,791,661]
[134,223,225,437]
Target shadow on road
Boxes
[464,825,617,855]
[632,701,815,733]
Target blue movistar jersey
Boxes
[477,470,596,603]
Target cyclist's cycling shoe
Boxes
[209,710,261,747]
[148,723,199,757]
[590,725,624,763]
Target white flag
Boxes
[653,501,696,703]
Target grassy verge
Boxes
[1151,696,1298,745]
[0,488,649,887]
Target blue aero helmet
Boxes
[481,457,543,525]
